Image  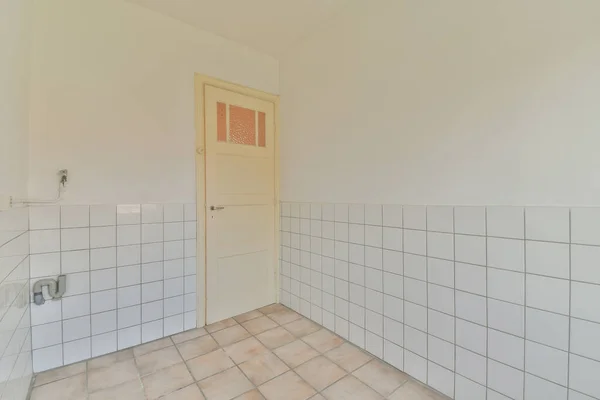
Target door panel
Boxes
[205,84,276,323]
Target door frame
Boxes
[194,74,281,326]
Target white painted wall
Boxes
[28,0,279,205]
[280,0,600,206]
[0,0,31,201]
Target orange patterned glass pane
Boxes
[257,112,266,147]
[229,105,256,145]
[216,102,226,142]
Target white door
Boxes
[204,85,276,324]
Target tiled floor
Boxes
[30,304,449,400]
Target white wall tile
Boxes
[164,314,184,336]
[142,300,163,323]
[64,338,91,365]
[117,204,141,225]
[164,240,183,260]
[487,359,524,400]
[405,278,427,307]
[63,316,91,342]
[32,322,62,349]
[61,228,89,251]
[404,229,426,255]
[335,223,349,242]
[30,252,60,278]
[142,223,163,244]
[456,346,486,385]
[142,320,163,343]
[570,318,600,362]
[117,285,141,308]
[91,311,116,335]
[30,206,60,230]
[570,356,600,399]
[455,375,486,400]
[62,293,90,319]
[526,275,569,315]
[347,204,364,224]
[454,206,486,236]
[31,300,62,325]
[526,308,569,351]
[365,309,382,336]
[382,227,402,251]
[427,232,453,260]
[30,229,60,254]
[365,331,382,357]
[91,268,116,292]
[487,206,524,239]
[488,329,524,369]
[526,241,569,279]
[33,344,63,372]
[405,325,427,357]
[364,225,382,248]
[164,259,184,279]
[364,204,382,226]
[487,238,524,272]
[141,243,162,264]
[488,299,524,337]
[141,204,163,224]
[428,284,454,316]
[117,264,141,287]
[92,331,117,357]
[525,340,568,386]
[61,206,89,228]
[405,302,427,332]
[427,258,453,288]
[383,272,403,299]
[62,250,90,274]
[384,294,403,323]
[488,269,524,305]
[163,204,184,222]
[568,391,596,400]
[91,289,116,314]
[403,206,426,230]
[118,325,141,350]
[455,291,487,326]
[525,207,569,243]
[404,253,426,281]
[456,319,487,356]
[428,335,454,370]
[455,235,486,266]
[456,263,486,296]
[382,205,402,227]
[117,225,140,246]
[334,204,348,222]
[571,207,600,246]
[404,350,427,384]
[118,306,141,330]
[571,244,600,285]
[571,281,600,323]
[383,340,403,370]
[427,361,454,398]
[428,309,454,343]
[90,247,117,273]
[525,374,567,400]
[426,206,454,233]
[66,271,90,296]
[90,205,116,227]
[164,222,183,241]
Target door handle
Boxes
[210,206,225,211]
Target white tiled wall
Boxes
[0,208,33,400]
[279,203,600,400]
[29,204,198,372]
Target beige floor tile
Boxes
[283,318,321,338]
[34,362,86,387]
[224,337,269,364]
[186,349,235,381]
[242,316,278,335]
[161,383,206,400]
[177,335,220,360]
[212,325,251,347]
[258,304,286,315]
[88,379,145,400]
[267,309,302,325]
[321,375,383,400]
[30,373,87,400]
[136,346,183,376]
[142,363,194,400]
[295,356,347,391]
[273,340,319,368]
[88,348,134,370]
[302,329,344,353]
[171,328,208,344]
[133,337,173,357]
[206,318,238,333]
[388,381,447,399]
[325,343,372,372]
[309,395,325,400]
[235,389,265,400]
[88,359,139,393]
[258,370,316,400]
[352,359,409,397]
[255,327,296,350]
[198,367,253,400]
[238,352,289,385]
[234,310,264,323]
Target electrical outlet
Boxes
[0,195,11,211]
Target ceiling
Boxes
[125,0,351,57]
